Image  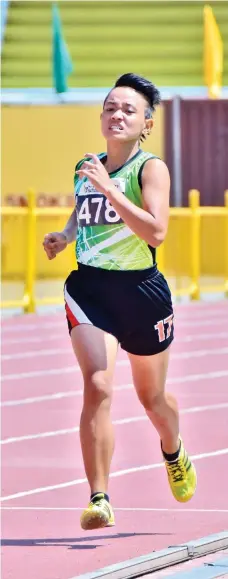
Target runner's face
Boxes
[101,86,151,142]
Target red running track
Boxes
[1,301,228,579]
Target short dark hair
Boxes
[114,73,161,117]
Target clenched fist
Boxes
[43,232,67,260]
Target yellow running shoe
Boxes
[80,493,115,530]
[164,438,197,502]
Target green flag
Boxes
[52,3,73,93]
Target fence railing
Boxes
[1,189,228,313]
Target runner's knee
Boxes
[83,373,112,408]
[138,388,165,413]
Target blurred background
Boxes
[1,0,228,313]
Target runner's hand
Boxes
[43,232,67,260]
[76,153,114,196]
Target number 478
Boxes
[154,314,174,342]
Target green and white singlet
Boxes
[74,149,158,271]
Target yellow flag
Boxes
[204,5,223,99]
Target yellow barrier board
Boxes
[1,104,164,200]
[1,190,228,311]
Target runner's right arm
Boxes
[62,207,78,243]
[43,208,77,260]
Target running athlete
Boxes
[43,73,197,531]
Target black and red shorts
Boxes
[64,262,174,356]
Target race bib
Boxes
[76,178,125,226]
[77,195,123,226]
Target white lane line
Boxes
[2,330,228,350]
[1,447,228,502]
[177,319,227,328]
[2,330,228,348]
[2,344,228,362]
[1,321,65,334]
[177,308,228,320]
[1,370,228,406]
[1,390,82,407]
[2,507,228,513]
[179,331,228,343]
[171,347,228,360]
[1,365,80,381]
[1,348,69,361]
[2,315,228,336]
[2,334,62,346]
[2,389,227,408]
[2,348,228,382]
[1,403,228,445]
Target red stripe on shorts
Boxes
[65,302,80,329]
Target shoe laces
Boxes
[91,497,105,508]
[167,458,185,483]
[91,496,110,513]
